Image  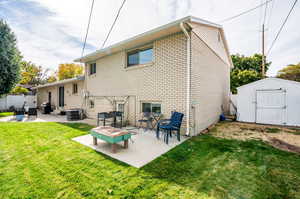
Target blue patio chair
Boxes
[156,112,184,144]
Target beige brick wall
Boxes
[190,30,230,134]
[37,80,84,110]
[84,33,187,128]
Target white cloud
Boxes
[1,0,299,76]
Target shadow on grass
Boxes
[141,135,300,199]
[58,122,94,132]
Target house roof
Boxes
[34,76,85,89]
[74,16,232,67]
[237,77,300,90]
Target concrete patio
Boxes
[72,128,188,168]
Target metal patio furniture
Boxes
[138,112,153,131]
[151,112,163,129]
[97,111,124,127]
[109,111,124,128]
[28,108,38,118]
[156,111,184,144]
[97,112,112,126]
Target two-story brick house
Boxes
[37,16,233,135]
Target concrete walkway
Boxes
[72,129,188,168]
[0,112,97,126]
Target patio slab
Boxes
[72,129,188,168]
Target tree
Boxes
[0,19,22,95]
[230,70,262,93]
[231,53,271,73]
[10,86,29,95]
[46,74,57,83]
[19,61,49,85]
[276,63,300,82]
[57,63,83,80]
[230,53,272,94]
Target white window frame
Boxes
[89,99,95,109]
[141,102,162,113]
[126,44,153,68]
[72,83,78,94]
[89,63,96,75]
[117,103,125,112]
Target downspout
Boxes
[180,22,191,136]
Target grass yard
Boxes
[0,112,13,118]
[0,122,299,199]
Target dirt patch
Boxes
[210,122,300,154]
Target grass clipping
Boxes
[210,122,300,154]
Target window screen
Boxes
[127,47,153,67]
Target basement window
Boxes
[141,102,161,113]
[127,47,153,67]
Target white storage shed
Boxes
[237,78,300,126]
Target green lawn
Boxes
[0,112,13,118]
[0,122,299,199]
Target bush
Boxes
[10,86,29,95]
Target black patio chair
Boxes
[28,108,38,118]
[97,112,112,126]
[138,112,153,131]
[113,111,124,128]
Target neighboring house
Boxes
[237,78,300,126]
[35,76,84,111]
[71,16,233,134]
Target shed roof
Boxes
[74,16,232,67]
[237,77,300,90]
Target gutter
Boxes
[180,22,191,136]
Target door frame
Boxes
[58,86,65,107]
[255,88,287,125]
[48,92,52,104]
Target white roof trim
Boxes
[74,16,224,62]
[34,76,85,89]
[237,77,300,90]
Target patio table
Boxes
[151,113,163,129]
[90,126,131,153]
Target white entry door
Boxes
[256,89,286,125]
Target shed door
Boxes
[256,89,286,125]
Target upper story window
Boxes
[72,83,78,94]
[89,63,96,75]
[127,47,153,67]
[218,32,221,42]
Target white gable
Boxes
[189,22,230,66]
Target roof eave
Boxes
[34,76,85,89]
[74,16,224,63]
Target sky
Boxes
[0,0,299,76]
